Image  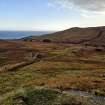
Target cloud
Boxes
[53,0,105,12]
[47,2,55,8]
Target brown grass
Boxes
[0,40,105,96]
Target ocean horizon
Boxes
[0,31,53,39]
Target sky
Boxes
[0,0,105,31]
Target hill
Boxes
[1,31,105,104]
[25,26,105,46]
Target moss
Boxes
[0,88,60,105]
[1,88,105,105]
[24,88,60,105]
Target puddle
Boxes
[63,89,105,105]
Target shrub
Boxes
[43,39,51,43]
[0,88,60,105]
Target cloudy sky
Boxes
[0,0,105,31]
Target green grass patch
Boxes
[0,88,60,105]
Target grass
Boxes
[0,88,61,105]
[1,88,105,105]
[0,60,105,96]
[1,41,105,104]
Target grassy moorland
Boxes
[0,40,105,104]
[28,26,105,46]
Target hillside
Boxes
[27,26,105,46]
[1,35,105,104]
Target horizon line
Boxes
[0,25,105,31]
[0,30,57,32]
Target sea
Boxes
[0,31,53,39]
